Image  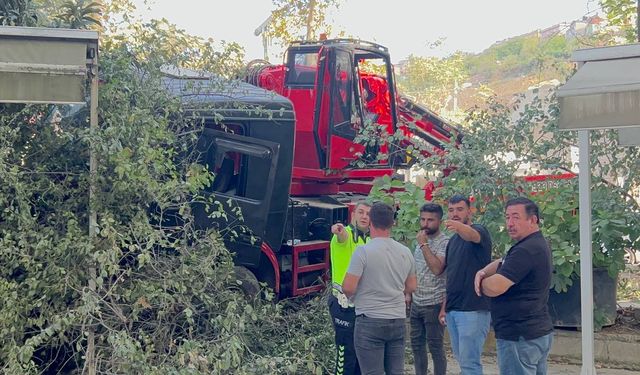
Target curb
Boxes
[549,329,640,371]
[445,328,640,371]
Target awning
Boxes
[618,127,640,146]
[0,26,98,104]
[556,42,640,375]
[557,44,640,131]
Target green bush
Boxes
[0,34,334,375]
[364,90,639,294]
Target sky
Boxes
[133,0,602,63]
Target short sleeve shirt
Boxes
[347,237,416,319]
[491,231,554,340]
[445,223,492,312]
[412,232,448,306]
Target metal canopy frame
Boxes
[557,44,640,132]
[0,26,98,104]
[558,43,640,375]
[0,26,99,373]
[0,24,98,229]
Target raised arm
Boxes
[417,230,446,275]
[445,220,481,243]
[331,223,349,243]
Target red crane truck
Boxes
[166,39,461,298]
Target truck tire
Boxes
[232,266,261,299]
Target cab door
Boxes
[193,128,281,267]
[309,46,331,169]
[325,47,365,170]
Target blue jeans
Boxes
[354,316,405,375]
[446,310,490,375]
[497,333,553,375]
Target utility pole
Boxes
[305,0,317,41]
[637,0,639,42]
[254,15,272,61]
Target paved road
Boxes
[405,355,638,374]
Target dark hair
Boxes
[369,202,395,230]
[420,203,443,219]
[448,194,470,208]
[505,197,540,223]
[355,201,372,209]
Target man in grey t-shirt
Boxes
[343,202,416,375]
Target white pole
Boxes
[579,130,596,375]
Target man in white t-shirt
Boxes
[342,202,417,375]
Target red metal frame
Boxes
[328,135,365,170]
[289,87,322,170]
[260,242,281,294]
[343,169,393,179]
[523,173,576,182]
[290,181,340,196]
[291,167,393,181]
[523,173,576,196]
[288,240,330,297]
[290,167,394,196]
[337,180,376,195]
[291,166,333,179]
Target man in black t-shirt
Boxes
[475,197,553,375]
[441,194,492,375]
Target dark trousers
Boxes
[354,315,405,375]
[328,294,360,375]
[410,302,446,375]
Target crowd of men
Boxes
[328,194,554,375]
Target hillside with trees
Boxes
[395,13,623,120]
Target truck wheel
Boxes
[232,266,261,298]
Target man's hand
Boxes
[444,219,481,243]
[438,309,446,326]
[416,230,428,247]
[405,293,412,309]
[417,230,445,275]
[474,270,487,296]
[331,223,348,243]
[331,223,345,235]
[444,220,463,234]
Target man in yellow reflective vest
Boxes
[328,201,371,375]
